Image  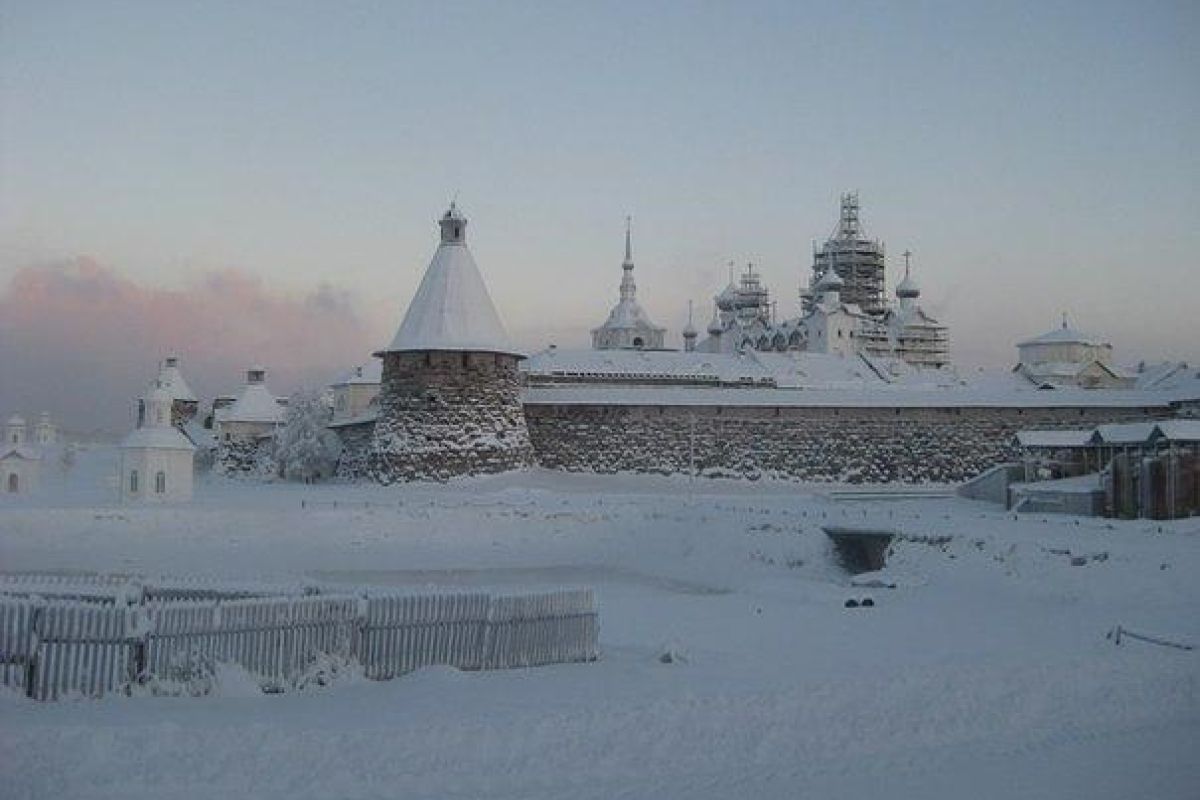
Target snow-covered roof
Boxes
[1132,361,1190,390]
[1091,422,1161,445]
[521,383,1174,409]
[181,418,217,449]
[1015,429,1094,449]
[1151,419,1200,443]
[1017,420,1200,450]
[1015,360,1132,382]
[223,384,284,424]
[751,351,884,389]
[1017,325,1109,348]
[333,360,383,386]
[120,426,195,451]
[0,444,40,461]
[380,205,521,358]
[595,298,663,332]
[156,357,197,402]
[524,348,774,385]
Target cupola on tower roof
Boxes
[896,250,920,299]
[380,203,522,358]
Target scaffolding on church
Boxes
[806,192,887,317]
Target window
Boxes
[7,473,17,493]
[130,470,139,493]
[155,471,166,494]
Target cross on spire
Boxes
[624,216,632,265]
[902,249,913,278]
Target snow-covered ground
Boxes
[2,446,1198,799]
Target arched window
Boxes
[129,470,139,494]
[155,471,166,494]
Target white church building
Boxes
[1014,317,1134,389]
[591,220,666,351]
[120,383,195,503]
[1,415,42,495]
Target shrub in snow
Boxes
[291,652,363,692]
[215,438,277,478]
[657,642,689,665]
[144,647,219,697]
[59,443,77,475]
[274,390,342,483]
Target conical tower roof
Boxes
[379,203,522,358]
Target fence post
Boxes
[24,605,41,700]
[128,606,149,693]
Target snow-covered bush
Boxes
[274,390,342,483]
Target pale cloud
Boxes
[0,257,379,435]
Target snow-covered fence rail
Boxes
[0,600,40,695]
[359,592,490,679]
[0,587,598,701]
[484,589,598,670]
[146,596,361,689]
[0,573,134,605]
[0,572,317,605]
[25,602,143,701]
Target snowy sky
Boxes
[1,1,1198,430]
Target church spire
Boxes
[624,216,632,265]
[619,216,636,301]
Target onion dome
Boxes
[896,273,920,299]
[706,303,724,336]
[715,282,740,312]
[817,268,844,291]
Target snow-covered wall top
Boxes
[521,384,1179,409]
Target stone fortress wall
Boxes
[366,351,533,483]
[522,402,1167,483]
[337,396,1169,484]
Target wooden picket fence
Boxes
[0,583,598,701]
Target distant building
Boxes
[120,383,195,503]
[694,263,781,354]
[591,219,666,351]
[1,415,41,495]
[858,253,950,369]
[216,366,286,442]
[800,269,866,359]
[1015,317,1134,389]
[694,198,948,369]
[330,361,382,423]
[33,412,57,446]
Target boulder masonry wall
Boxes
[522,402,1166,484]
[367,351,533,482]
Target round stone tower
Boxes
[368,204,533,483]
